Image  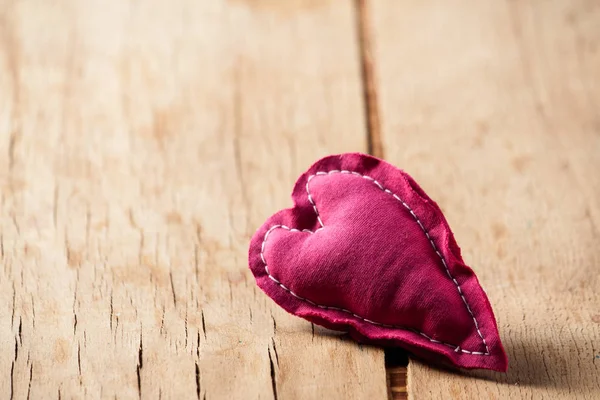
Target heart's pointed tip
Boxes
[491,330,509,372]
[488,361,509,373]
[481,355,508,373]
[494,349,510,373]
[477,345,509,372]
[452,351,508,372]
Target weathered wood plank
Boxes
[0,0,387,398]
[372,0,600,398]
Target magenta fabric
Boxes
[248,153,507,371]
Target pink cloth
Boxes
[248,153,507,371]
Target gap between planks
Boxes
[356,0,384,159]
[356,1,407,399]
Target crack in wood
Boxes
[195,362,201,400]
[136,331,143,399]
[26,364,32,400]
[201,311,207,340]
[268,346,278,400]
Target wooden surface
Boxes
[1,0,598,399]
[0,1,387,398]
[372,0,600,398]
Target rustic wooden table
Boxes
[1,1,599,399]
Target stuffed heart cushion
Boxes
[248,153,507,371]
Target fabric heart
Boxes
[248,153,507,371]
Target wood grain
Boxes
[372,0,600,398]
[0,0,388,398]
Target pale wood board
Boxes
[372,0,600,398]
[0,0,389,398]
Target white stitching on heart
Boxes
[261,170,490,356]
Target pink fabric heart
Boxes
[248,153,507,371]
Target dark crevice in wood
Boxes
[195,362,201,400]
[268,347,278,400]
[10,360,15,400]
[355,0,383,159]
[385,348,409,368]
[136,331,143,399]
[200,310,207,340]
[26,364,32,400]
[77,343,82,378]
[386,348,409,400]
